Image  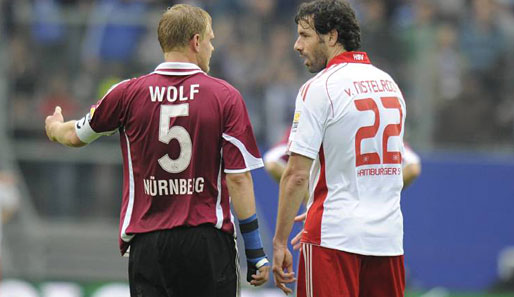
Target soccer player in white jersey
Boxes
[272,1,407,296]
[265,133,421,250]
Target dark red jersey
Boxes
[75,62,263,255]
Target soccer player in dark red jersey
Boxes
[44,4,269,297]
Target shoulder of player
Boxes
[200,74,243,99]
[110,74,153,93]
[97,78,135,101]
[300,65,346,101]
[298,69,328,101]
[368,64,396,81]
[322,63,399,93]
[308,64,356,90]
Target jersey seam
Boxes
[324,63,349,117]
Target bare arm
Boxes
[226,171,270,286]
[45,106,86,147]
[265,160,310,205]
[272,153,312,294]
[264,161,286,183]
[273,153,312,246]
[226,171,257,220]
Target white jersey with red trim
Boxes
[289,52,406,256]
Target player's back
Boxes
[89,62,262,254]
[125,68,229,195]
[298,53,406,256]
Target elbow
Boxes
[403,163,422,186]
[284,170,309,187]
[264,161,284,181]
[409,163,422,178]
[264,161,278,173]
[226,171,251,186]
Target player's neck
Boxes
[163,51,199,66]
[326,46,346,64]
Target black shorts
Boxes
[129,225,240,297]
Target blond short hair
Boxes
[157,4,211,52]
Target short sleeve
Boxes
[75,80,129,143]
[288,82,330,160]
[221,89,263,173]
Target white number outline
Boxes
[158,103,192,173]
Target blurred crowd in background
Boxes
[3,0,514,146]
[1,0,514,219]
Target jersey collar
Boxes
[326,51,371,68]
[154,62,204,76]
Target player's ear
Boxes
[327,29,338,47]
[191,33,201,53]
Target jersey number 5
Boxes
[354,96,403,167]
[158,103,192,173]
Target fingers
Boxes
[272,265,296,284]
[290,228,303,251]
[45,106,64,123]
[285,260,294,280]
[45,106,65,142]
[44,115,55,141]
[250,265,270,286]
[272,248,296,283]
[276,282,293,295]
[294,212,307,222]
[272,247,296,294]
[272,268,294,295]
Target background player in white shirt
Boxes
[402,143,422,188]
[0,170,20,279]
[273,1,408,296]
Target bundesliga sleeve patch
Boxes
[292,111,301,132]
[89,106,97,118]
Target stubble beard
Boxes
[307,55,327,73]
[306,41,328,73]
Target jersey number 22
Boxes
[354,96,403,167]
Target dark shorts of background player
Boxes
[129,224,239,297]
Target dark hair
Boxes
[295,0,361,51]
